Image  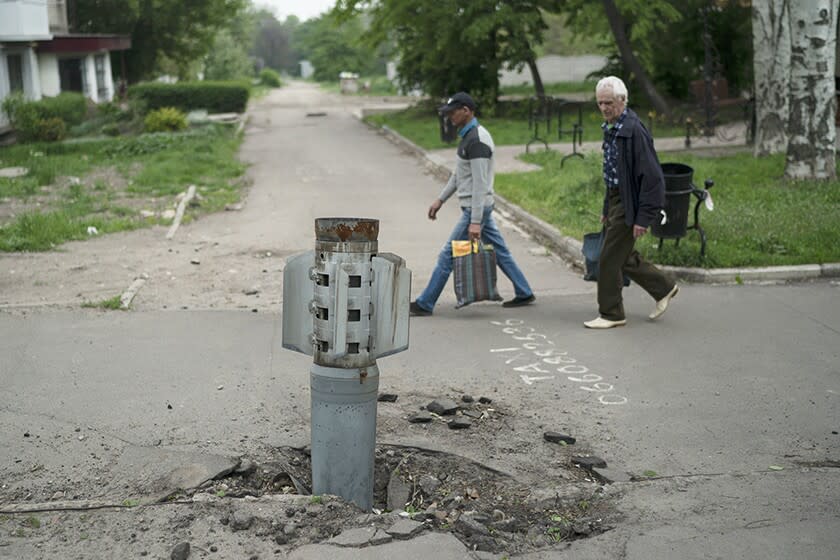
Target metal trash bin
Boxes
[652,163,694,239]
[651,162,715,257]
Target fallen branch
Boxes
[166,185,196,240]
[120,277,147,309]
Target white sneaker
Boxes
[649,285,679,320]
[583,317,627,329]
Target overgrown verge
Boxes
[495,150,840,268]
[0,125,246,251]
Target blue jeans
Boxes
[415,206,533,311]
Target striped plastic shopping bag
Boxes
[451,240,503,308]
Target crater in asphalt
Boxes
[186,444,615,555]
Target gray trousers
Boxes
[598,189,674,321]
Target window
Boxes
[7,54,24,93]
[59,57,84,93]
[95,54,108,100]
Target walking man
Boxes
[410,92,535,316]
[584,76,679,329]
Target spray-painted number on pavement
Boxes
[490,319,628,405]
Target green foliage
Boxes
[1,92,26,123]
[128,82,250,113]
[494,150,840,268]
[365,102,686,150]
[560,0,752,102]
[144,107,188,133]
[0,126,245,252]
[0,211,92,251]
[35,93,88,125]
[101,130,200,157]
[3,92,86,142]
[101,123,121,136]
[205,29,255,81]
[259,68,282,87]
[73,0,247,82]
[3,99,40,142]
[651,1,753,98]
[255,13,301,75]
[295,13,386,82]
[538,12,610,56]
[32,117,67,142]
[335,0,563,102]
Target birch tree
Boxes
[752,0,791,156]
[785,1,837,180]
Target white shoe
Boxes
[584,317,627,329]
[649,285,679,320]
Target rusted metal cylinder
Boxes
[311,218,378,369]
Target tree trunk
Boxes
[527,56,545,99]
[785,1,837,179]
[752,1,791,156]
[601,0,669,115]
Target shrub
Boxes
[36,93,88,125]
[96,101,121,117]
[7,104,68,143]
[33,117,67,142]
[1,92,26,123]
[259,68,282,88]
[128,82,250,114]
[3,92,85,141]
[144,107,188,133]
[5,101,41,141]
[101,123,121,136]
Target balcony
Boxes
[0,0,51,40]
[48,0,68,34]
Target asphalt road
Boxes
[1,82,838,559]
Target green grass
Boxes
[0,125,246,251]
[495,150,840,268]
[82,295,123,310]
[366,104,687,150]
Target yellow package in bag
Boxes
[451,239,479,258]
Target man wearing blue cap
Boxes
[410,92,535,316]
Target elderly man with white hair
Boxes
[583,76,679,329]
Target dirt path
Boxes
[0,86,364,313]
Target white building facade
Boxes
[0,0,130,129]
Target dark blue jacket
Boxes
[602,109,665,228]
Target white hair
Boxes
[596,76,629,103]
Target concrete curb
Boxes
[371,120,840,285]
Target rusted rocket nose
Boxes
[315,218,379,243]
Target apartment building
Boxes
[0,0,130,129]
